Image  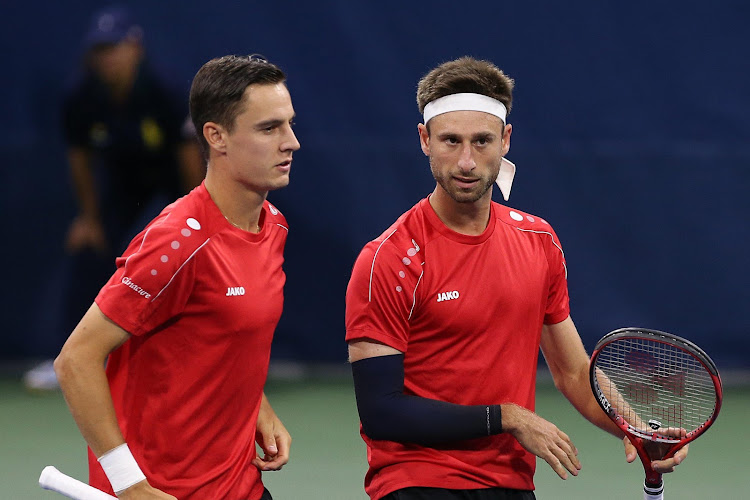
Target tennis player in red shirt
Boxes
[54,55,299,499]
[345,57,688,500]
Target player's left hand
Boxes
[623,428,689,474]
[253,398,292,471]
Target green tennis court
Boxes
[1,370,746,499]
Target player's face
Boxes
[89,40,141,87]
[419,111,511,204]
[223,83,300,192]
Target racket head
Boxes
[590,327,722,451]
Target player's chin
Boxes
[448,187,487,204]
[267,173,291,191]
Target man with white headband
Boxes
[345,57,688,500]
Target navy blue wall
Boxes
[2,1,748,368]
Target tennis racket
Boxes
[39,466,116,500]
[589,328,722,500]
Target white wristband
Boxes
[98,443,147,494]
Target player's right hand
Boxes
[501,403,581,480]
[66,215,108,254]
[117,479,177,499]
[638,427,689,473]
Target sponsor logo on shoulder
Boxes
[226,286,246,297]
[121,277,152,299]
[436,290,459,302]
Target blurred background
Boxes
[1,0,748,498]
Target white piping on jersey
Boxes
[512,227,568,279]
[123,213,172,269]
[408,267,424,321]
[368,228,398,302]
[152,238,212,301]
[123,213,171,271]
[276,223,289,232]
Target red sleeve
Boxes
[542,224,570,325]
[95,215,207,335]
[345,236,420,352]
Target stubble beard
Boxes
[430,159,498,204]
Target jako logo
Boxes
[436,290,459,302]
[121,277,151,299]
[226,287,246,296]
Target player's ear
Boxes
[501,123,512,156]
[418,123,430,157]
[204,122,227,154]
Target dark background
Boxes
[1,1,747,368]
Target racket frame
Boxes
[589,327,723,488]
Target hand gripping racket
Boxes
[39,466,116,499]
[589,328,722,500]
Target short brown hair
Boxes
[189,55,287,159]
[416,57,514,118]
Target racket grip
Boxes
[39,466,117,500]
[643,479,664,500]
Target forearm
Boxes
[257,392,277,424]
[541,317,624,439]
[55,345,125,457]
[58,357,153,496]
[555,369,624,439]
[351,354,502,444]
[54,304,131,457]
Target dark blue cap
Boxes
[84,5,142,47]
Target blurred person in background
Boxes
[24,5,203,390]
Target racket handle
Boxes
[39,466,117,500]
[643,479,664,500]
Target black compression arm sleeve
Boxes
[351,354,502,444]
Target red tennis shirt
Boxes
[90,182,287,499]
[345,197,570,499]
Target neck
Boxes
[204,165,266,233]
[428,187,491,236]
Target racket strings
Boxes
[594,337,716,437]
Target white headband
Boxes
[422,93,507,124]
[422,93,515,201]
